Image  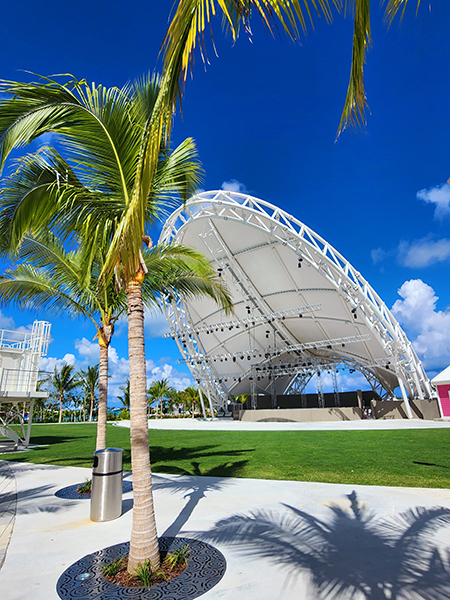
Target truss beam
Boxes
[163,304,322,339]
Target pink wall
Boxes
[437,384,450,417]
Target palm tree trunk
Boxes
[58,393,63,423]
[96,343,108,450]
[127,279,159,572]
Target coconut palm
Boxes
[50,363,81,423]
[0,233,128,450]
[0,73,233,571]
[79,364,99,424]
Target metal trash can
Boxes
[90,447,123,522]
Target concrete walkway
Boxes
[116,416,450,432]
[1,420,450,600]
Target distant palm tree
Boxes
[79,364,99,423]
[148,378,173,418]
[183,386,200,419]
[118,379,130,410]
[51,364,80,424]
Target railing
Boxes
[0,368,41,395]
[0,321,51,355]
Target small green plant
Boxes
[163,544,190,570]
[101,556,126,577]
[77,478,92,494]
[134,559,167,588]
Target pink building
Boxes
[431,366,450,418]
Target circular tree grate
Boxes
[57,537,226,599]
[55,481,133,500]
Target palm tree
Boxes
[79,364,99,424]
[0,73,233,572]
[183,385,200,419]
[0,233,127,450]
[147,378,173,418]
[50,364,80,424]
[118,379,130,410]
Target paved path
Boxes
[1,419,450,599]
[115,416,450,431]
[0,462,16,571]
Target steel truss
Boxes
[163,304,322,338]
[160,191,433,415]
[178,334,372,364]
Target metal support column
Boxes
[398,378,414,419]
[198,388,207,419]
[332,371,340,407]
[206,388,215,418]
[317,371,325,408]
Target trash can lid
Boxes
[92,447,124,474]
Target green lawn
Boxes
[2,423,450,488]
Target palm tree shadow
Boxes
[153,459,247,538]
[200,490,450,600]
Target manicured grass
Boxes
[2,423,450,488]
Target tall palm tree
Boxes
[0,73,233,571]
[50,363,80,423]
[79,364,99,423]
[0,232,231,439]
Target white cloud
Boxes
[372,237,450,268]
[144,309,170,338]
[398,238,450,268]
[392,279,450,370]
[371,247,389,265]
[304,370,370,394]
[221,179,248,194]
[147,362,192,391]
[74,337,100,365]
[40,354,76,373]
[0,310,16,330]
[417,182,450,219]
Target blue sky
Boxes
[1,1,450,404]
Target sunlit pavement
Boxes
[1,419,450,600]
[117,416,450,431]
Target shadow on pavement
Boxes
[200,490,450,600]
[153,460,247,538]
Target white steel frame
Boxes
[160,191,433,416]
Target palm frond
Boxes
[336,0,371,137]
[161,0,339,114]
[151,137,204,207]
[0,265,96,324]
[383,0,417,24]
[141,243,233,314]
